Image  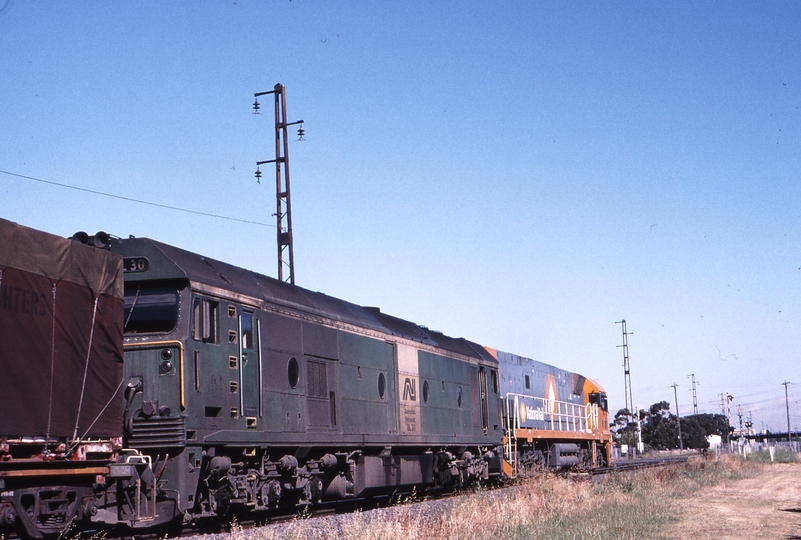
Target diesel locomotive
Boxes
[0,218,611,538]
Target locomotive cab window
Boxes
[124,286,179,334]
[589,392,608,412]
[193,297,219,343]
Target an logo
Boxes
[403,377,416,401]
[519,401,527,423]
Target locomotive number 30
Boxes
[123,257,150,273]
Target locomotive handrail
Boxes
[504,392,589,433]
[586,403,599,430]
[124,452,152,467]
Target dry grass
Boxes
[225,454,769,540]
[744,447,798,464]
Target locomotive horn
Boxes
[93,231,111,249]
[71,231,89,244]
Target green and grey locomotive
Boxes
[108,235,504,528]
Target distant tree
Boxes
[640,402,730,450]
[612,408,634,431]
[611,408,640,447]
[649,401,672,417]
[680,414,729,449]
[678,416,708,449]
[641,401,680,450]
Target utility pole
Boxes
[616,320,635,425]
[635,404,643,452]
[783,381,792,443]
[253,83,304,285]
[726,394,733,445]
[671,383,683,451]
[687,374,699,415]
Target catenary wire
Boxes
[0,169,273,227]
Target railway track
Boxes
[591,454,694,476]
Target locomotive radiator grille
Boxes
[128,416,186,449]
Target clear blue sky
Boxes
[2,1,800,432]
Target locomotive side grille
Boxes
[129,416,187,449]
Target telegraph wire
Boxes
[0,169,272,227]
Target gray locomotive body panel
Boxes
[115,238,502,452]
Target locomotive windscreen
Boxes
[124,286,179,334]
[0,219,124,439]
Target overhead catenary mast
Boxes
[253,83,304,285]
[688,373,699,415]
[616,320,635,424]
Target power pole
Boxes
[616,320,635,424]
[783,381,792,443]
[253,83,304,285]
[671,383,683,451]
[726,394,733,445]
[687,374,699,415]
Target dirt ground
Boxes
[661,462,801,539]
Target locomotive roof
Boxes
[114,237,496,364]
